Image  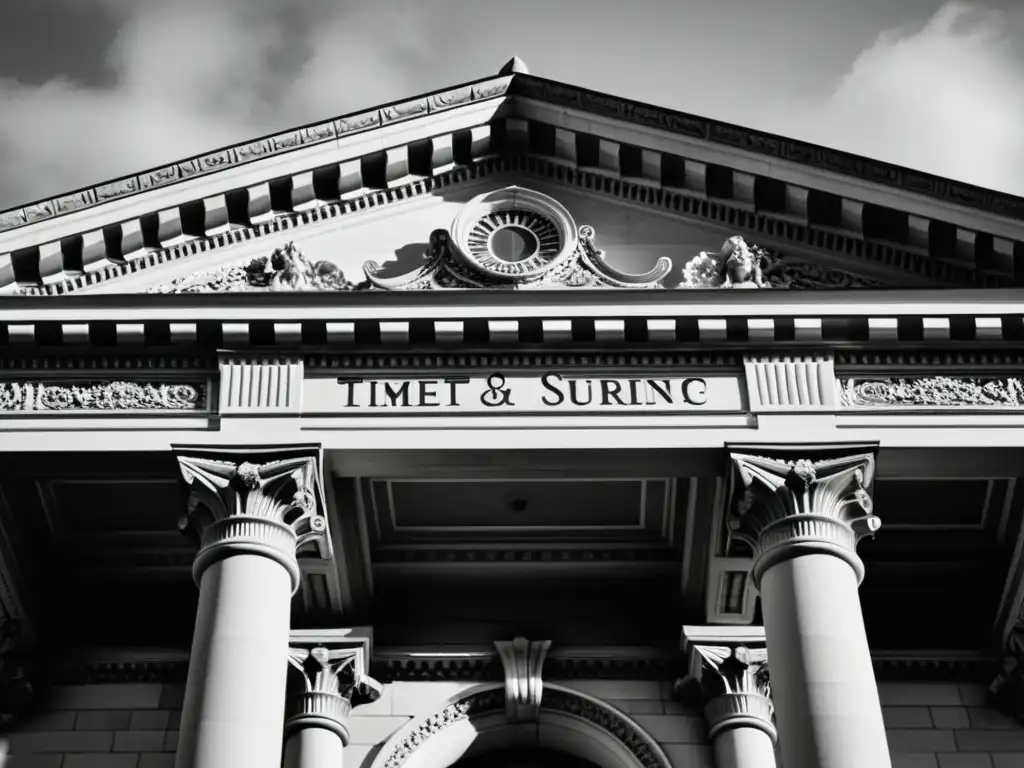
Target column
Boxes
[173,451,328,768]
[283,641,382,768]
[730,452,889,768]
[682,627,777,768]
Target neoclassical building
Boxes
[2,57,1024,768]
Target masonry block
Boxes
[63,755,140,768]
[632,715,706,744]
[8,731,114,754]
[893,756,939,768]
[347,715,410,745]
[885,707,935,728]
[114,730,166,752]
[931,707,971,729]
[661,743,714,768]
[50,684,163,710]
[887,729,957,752]
[881,684,963,707]
[129,710,172,730]
[75,711,131,730]
[937,754,995,767]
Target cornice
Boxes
[3,69,1023,239]
[509,75,1024,224]
[0,74,512,235]
[47,647,997,685]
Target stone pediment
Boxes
[137,183,881,295]
[2,60,1022,294]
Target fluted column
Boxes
[283,641,382,768]
[730,452,889,768]
[173,450,329,768]
[682,626,776,768]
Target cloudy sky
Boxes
[0,0,1022,209]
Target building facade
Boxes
[2,57,1024,768]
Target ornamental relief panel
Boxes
[0,381,207,412]
[839,377,1024,408]
[149,185,881,294]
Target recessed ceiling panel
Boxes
[363,478,677,545]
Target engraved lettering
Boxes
[541,373,565,406]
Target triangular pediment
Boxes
[2,64,1021,295]
[22,172,889,296]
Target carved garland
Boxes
[840,377,1024,408]
[0,381,205,412]
[378,686,670,768]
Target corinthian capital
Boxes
[729,451,880,586]
[286,628,381,743]
[174,446,330,592]
[681,626,775,742]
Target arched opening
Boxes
[454,747,600,768]
[368,684,672,768]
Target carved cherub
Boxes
[679,236,770,289]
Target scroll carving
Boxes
[840,377,1024,408]
[364,225,672,290]
[0,382,205,412]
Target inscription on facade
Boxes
[303,372,744,415]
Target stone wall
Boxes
[6,679,1024,767]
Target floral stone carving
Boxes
[151,242,362,293]
[840,377,1024,408]
[680,236,882,289]
[0,381,205,412]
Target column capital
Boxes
[681,626,775,744]
[729,451,880,586]
[286,628,382,744]
[174,445,330,593]
[495,637,551,723]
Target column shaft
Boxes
[761,554,889,768]
[175,555,293,768]
[711,727,776,768]
[283,727,346,768]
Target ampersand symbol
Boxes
[481,373,514,407]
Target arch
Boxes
[368,683,673,768]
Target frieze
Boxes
[839,377,1024,408]
[0,356,216,371]
[45,649,992,686]
[306,353,743,372]
[0,381,206,412]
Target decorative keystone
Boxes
[729,451,879,587]
[174,447,330,593]
[681,626,775,743]
[495,637,551,723]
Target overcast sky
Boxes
[0,0,1022,209]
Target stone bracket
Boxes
[495,637,551,723]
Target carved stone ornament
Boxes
[151,242,364,293]
[679,235,881,289]
[175,452,329,592]
[729,452,880,586]
[841,377,1024,408]
[494,637,550,723]
[0,381,205,412]
[377,685,671,768]
[286,645,382,742]
[365,187,673,290]
[688,643,775,742]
